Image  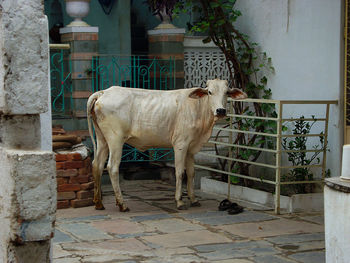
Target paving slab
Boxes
[141,218,205,233]
[299,215,324,225]
[58,223,113,241]
[59,215,110,223]
[194,240,272,252]
[265,232,324,244]
[91,219,149,235]
[80,254,135,263]
[131,213,173,222]
[141,230,232,248]
[288,251,325,263]
[217,218,324,238]
[252,255,297,263]
[52,244,73,259]
[53,229,76,243]
[277,240,325,252]
[53,258,82,263]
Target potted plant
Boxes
[145,0,179,29]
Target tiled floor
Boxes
[53,180,325,263]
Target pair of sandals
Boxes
[218,199,244,215]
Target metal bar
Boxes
[194,164,276,185]
[281,134,325,138]
[196,152,277,169]
[282,118,326,122]
[208,140,277,153]
[227,102,233,200]
[213,127,278,137]
[280,180,323,185]
[227,98,338,105]
[322,104,330,180]
[49,44,70,50]
[281,149,323,153]
[275,101,282,214]
[227,113,278,121]
[280,164,323,169]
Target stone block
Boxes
[0,1,49,115]
[0,115,41,149]
[0,149,56,244]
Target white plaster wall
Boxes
[324,186,350,262]
[235,0,343,177]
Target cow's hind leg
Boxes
[174,144,189,210]
[186,153,200,207]
[92,134,109,210]
[107,139,129,212]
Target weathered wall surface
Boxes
[0,0,56,262]
[235,0,342,177]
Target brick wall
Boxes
[55,153,94,209]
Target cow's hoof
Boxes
[177,204,188,210]
[191,201,201,207]
[95,204,105,210]
[118,204,130,212]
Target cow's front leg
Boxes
[174,145,188,210]
[185,153,200,207]
[107,141,129,212]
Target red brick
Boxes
[55,154,68,162]
[76,175,90,183]
[67,153,82,161]
[81,181,94,190]
[84,157,92,166]
[70,198,94,208]
[57,177,68,185]
[58,184,81,192]
[68,176,79,184]
[56,169,78,178]
[64,161,84,169]
[76,190,94,199]
[57,191,76,201]
[56,162,65,169]
[57,200,70,209]
[78,167,88,175]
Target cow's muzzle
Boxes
[216,108,227,118]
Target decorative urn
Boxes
[65,0,91,27]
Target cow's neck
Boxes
[197,96,216,140]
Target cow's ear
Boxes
[189,88,209,99]
[227,88,248,99]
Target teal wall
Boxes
[45,0,131,55]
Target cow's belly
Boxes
[126,129,172,152]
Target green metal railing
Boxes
[91,55,176,162]
[195,98,337,214]
[49,44,72,115]
[91,55,175,92]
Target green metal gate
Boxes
[91,55,175,162]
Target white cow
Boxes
[87,79,247,211]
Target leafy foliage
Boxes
[281,116,327,193]
[145,0,180,21]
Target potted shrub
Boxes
[145,0,179,29]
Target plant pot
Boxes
[65,0,90,27]
[154,8,177,30]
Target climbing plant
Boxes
[174,0,276,184]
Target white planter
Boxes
[201,177,324,213]
[65,0,90,27]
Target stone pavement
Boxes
[53,180,325,263]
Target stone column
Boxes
[58,26,98,137]
[148,28,186,90]
[0,1,56,262]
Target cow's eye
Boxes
[208,91,212,95]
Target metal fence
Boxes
[91,55,175,92]
[49,44,72,115]
[195,98,337,214]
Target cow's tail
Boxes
[87,91,104,155]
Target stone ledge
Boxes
[325,177,350,193]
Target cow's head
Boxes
[189,79,247,118]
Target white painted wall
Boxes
[235,0,343,177]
